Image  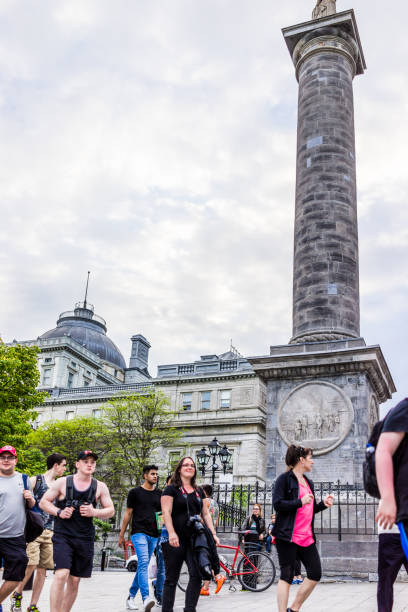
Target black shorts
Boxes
[275,539,322,584]
[52,532,94,578]
[0,535,28,581]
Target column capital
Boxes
[282,9,366,78]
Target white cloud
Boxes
[0,0,407,413]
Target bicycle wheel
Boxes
[177,562,189,592]
[237,551,276,592]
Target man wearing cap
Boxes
[10,452,67,612]
[40,450,114,612]
[0,446,35,612]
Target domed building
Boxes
[40,301,127,380]
[10,299,151,390]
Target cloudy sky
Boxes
[0,0,407,414]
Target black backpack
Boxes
[65,474,97,506]
[363,420,407,499]
[363,420,384,498]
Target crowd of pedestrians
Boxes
[0,394,407,612]
[0,447,114,612]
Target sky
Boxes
[0,1,407,415]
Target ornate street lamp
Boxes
[197,438,233,484]
[208,437,220,456]
[196,447,210,470]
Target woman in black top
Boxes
[273,445,333,612]
[240,503,266,552]
[161,456,220,612]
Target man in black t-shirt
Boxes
[118,465,161,612]
[376,397,408,611]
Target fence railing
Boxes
[212,481,378,541]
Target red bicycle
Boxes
[177,540,276,593]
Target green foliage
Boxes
[17,447,47,476]
[28,416,111,473]
[0,341,48,451]
[101,389,183,493]
[93,518,113,542]
[230,486,250,510]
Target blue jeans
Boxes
[153,539,166,600]
[265,535,272,553]
[129,533,158,600]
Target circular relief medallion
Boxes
[278,381,354,456]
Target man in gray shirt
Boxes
[0,445,35,612]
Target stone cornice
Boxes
[41,371,257,407]
[248,344,395,404]
[155,372,257,386]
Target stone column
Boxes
[285,16,365,343]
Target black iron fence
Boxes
[213,481,378,541]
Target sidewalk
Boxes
[8,571,408,612]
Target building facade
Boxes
[10,302,267,483]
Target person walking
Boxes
[240,503,265,552]
[161,456,220,612]
[375,397,408,611]
[0,445,35,612]
[153,474,172,606]
[40,450,114,612]
[200,484,225,596]
[118,465,161,612]
[272,445,333,612]
[10,453,67,612]
[265,513,275,553]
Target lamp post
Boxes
[196,438,233,485]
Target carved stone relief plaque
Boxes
[278,381,354,455]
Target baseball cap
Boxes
[77,450,98,461]
[0,445,17,457]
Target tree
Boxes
[28,416,110,473]
[0,340,47,451]
[102,389,183,492]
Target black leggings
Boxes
[275,539,321,584]
[162,539,201,612]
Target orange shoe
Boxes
[215,575,226,594]
[200,587,210,596]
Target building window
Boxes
[84,381,90,387]
[201,391,211,410]
[220,390,231,409]
[182,392,192,411]
[71,361,77,368]
[67,372,74,388]
[86,370,91,376]
[44,357,52,363]
[65,411,75,420]
[42,368,52,386]
[92,409,102,418]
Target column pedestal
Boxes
[249,339,395,482]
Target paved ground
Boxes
[5,571,408,612]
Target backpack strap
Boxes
[22,473,29,490]
[33,475,43,496]
[65,475,74,506]
[86,478,98,505]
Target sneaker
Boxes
[11,592,23,611]
[143,597,155,612]
[215,575,226,594]
[126,596,138,610]
[200,587,210,596]
[27,607,40,612]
